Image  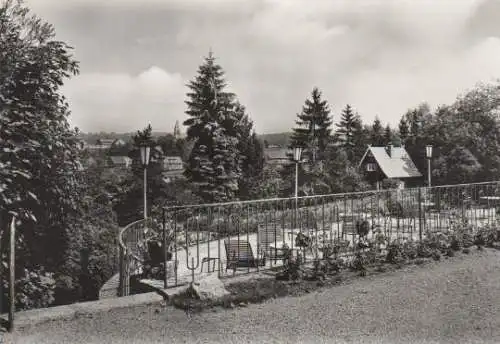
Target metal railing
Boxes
[119,181,500,296]
[118,217,161,296]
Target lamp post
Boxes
[293,146,303,246]
[140,143,151,221]
[426,145,433,187]
[293,146,303,203]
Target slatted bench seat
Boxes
[224,240,265,274]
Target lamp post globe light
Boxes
[140,143,151,221]
[426,145,433,188]
[293,146,303,202]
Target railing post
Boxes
[418,187,423,242]
[118,246,124,296]
[8,216,16,332]
[163,208,167,289]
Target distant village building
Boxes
[358,144,422,189]
[264,145,290,169]
[108,156,132,169]
[162,156,184,183]
[85,138,127,151]
[173,121,182,140]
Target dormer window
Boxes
[366,163,377,172]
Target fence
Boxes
[119,181,500,296]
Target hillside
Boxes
[80,132,170,144]
[80,131,292,148]
[258,132,292,147]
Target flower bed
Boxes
[169,223,500,315]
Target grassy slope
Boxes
[13,248,500,344]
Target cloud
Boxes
[24,0,500,134]
[26,0,257,11]
[64,67,187,133]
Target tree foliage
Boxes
[0,0,95,309]
[290,87,332,162]
[184,52,258,203]
[335,104,366,162]
[369,116,384,146]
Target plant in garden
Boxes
[276,244,304,281]
[351,252,367,276]
[402,240,419,260]
[386,240,406,264]
[1,267,56,311]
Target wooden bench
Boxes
[224,240,265,274]
[258,223,284,258]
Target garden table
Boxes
[268,241,299,259]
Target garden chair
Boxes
[258,222,284,259]
[224,240,266,275]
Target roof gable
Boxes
[110,156,132,165]
[264,147,289,160]
[360,146,422,179]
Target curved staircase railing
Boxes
[118,217,162,296]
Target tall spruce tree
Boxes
[183,52,241,202]
[290,87,332,162]
[352,115,368,163]
[398,118,409,143]
[370,116,384,146]
[233,102,264,199]
[383,124,393,146]
[335,104,360,162]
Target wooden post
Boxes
[418,188,423,242]
[0,211,3,316]
[9,216,15,332]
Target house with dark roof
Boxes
[108,156,132,169]
[162,156,184,183]
[264,146,291,168]
[358,145,422,189]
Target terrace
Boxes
[114,181,500,297]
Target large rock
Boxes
[191,272,230,301]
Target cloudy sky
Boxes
[24,0,500,134]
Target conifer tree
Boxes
[183,52,241,202]
[290,87,332,162]
[398,118,409,143]
[352,115,368,163]
[383,124,393,146]
[335,104,360,162]
[370,116,384,146]
[234,102,264,199]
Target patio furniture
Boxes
[258,223,284,257]
[201,257,219,273]
[147,240,172,266]
[224,240,266,275]
[268,241,299,260]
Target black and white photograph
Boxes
[2,0,500,343]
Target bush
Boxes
[474,227,498,247]
[417,242,434,258]
[449,234,462,251]
[386,241,405,264]
[276,245,303,281]
[351,252,367,276]
[402,241,419,260]
[2,268,56,311]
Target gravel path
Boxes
[7,249,500,344]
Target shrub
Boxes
[449,234,462,251]
[417,242,434,258]
[321,240,350,260]
[276,245,303,281]
[402,240,419,260]
[386,240,405,264]
[474,226,497,248]
[2,268,56,311]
